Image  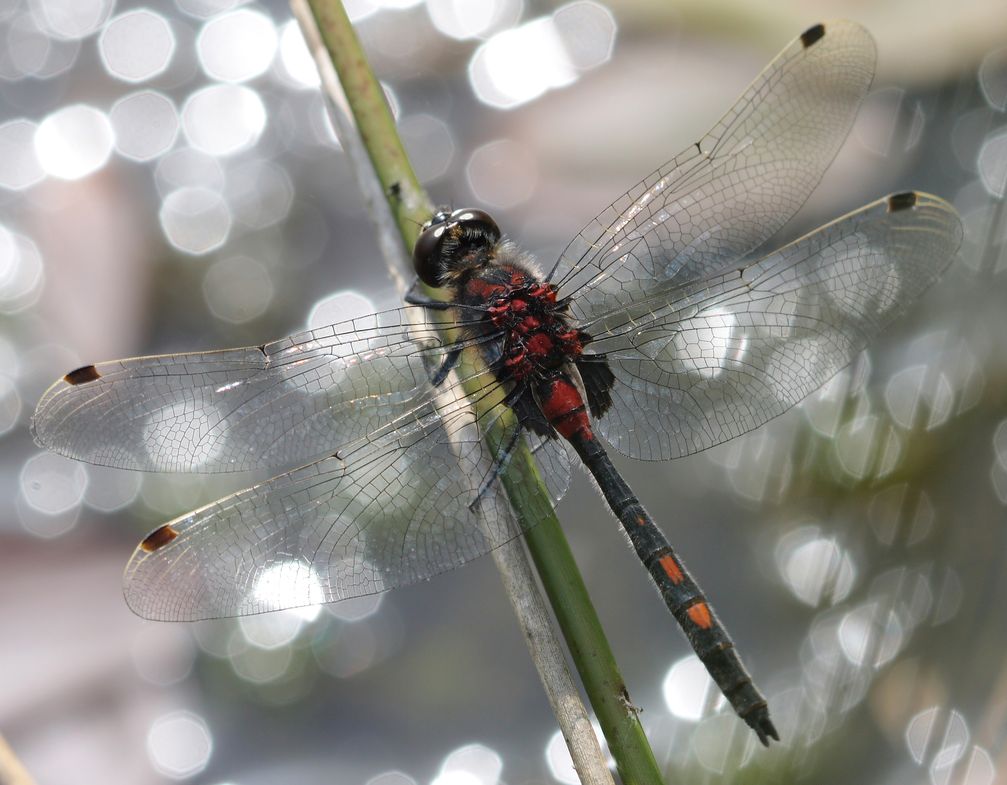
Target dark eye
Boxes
[449,208,500,241]
[412,208,501,288]
[413,215,449,287]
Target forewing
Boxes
[123,371,561,621]
[549,20,876,323]
[582,193,962,460]
[32,308,485,473]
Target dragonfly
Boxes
[32,20,962,746]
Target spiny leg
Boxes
[404,279,454,310]
[467,385,536,512]
[468,421,525,513]
[428,346,462,387]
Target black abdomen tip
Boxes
[801,23,826,48]
[64,365,101,385]
[888,191,918,212]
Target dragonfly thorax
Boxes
[417,206,593,383]
[466,265,590,383]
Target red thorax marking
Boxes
[527,282,556,303]
[525,332,554,357]
[468,277,506,301]
[517,315,540,333]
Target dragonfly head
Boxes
[413,207,501,288]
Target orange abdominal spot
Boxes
[687,602,713,629]
[658,554,683,584]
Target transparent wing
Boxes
[580,193,962,460]
[549,20,876,324]
[123,372,562,621]
[526,430,572,503]
[32,308,494,473]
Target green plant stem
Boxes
[305,0,432,244]
[499,446,665,785]
[301,2,665,782]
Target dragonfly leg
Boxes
[468,418,525,512]
[404,280,454,310]
[428,347,461,387]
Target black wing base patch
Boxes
[577,358,615,419]
[511,386,556,438]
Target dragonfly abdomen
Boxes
[566,426,780,746]
[536,374,591,439]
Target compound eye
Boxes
[449,208,500,241]
[422,209,451,231]
[413,221,448,287]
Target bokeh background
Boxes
[2,0,1007,783]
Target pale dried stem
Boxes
[0,735,36,785]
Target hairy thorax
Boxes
[461,262,589,383]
